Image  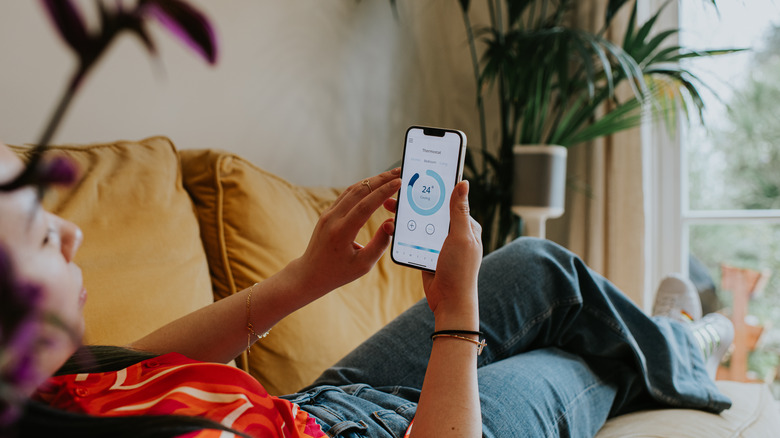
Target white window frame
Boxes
[645,0,780,311]
[643,0,683,311]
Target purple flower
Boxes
[37,156,79,187]
[0,246,44,429]
[0,247,42,337]
[0,154,78,196]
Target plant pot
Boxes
[511,145,567,238]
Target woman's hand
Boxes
[289,168,402,298]
[421,181,483,329]
[411,181,483,438]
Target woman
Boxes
[0,141,732,438]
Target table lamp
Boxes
[511,145,567,238]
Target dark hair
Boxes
[10,346,252,438]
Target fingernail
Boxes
[391,167,401,175]
[391,179,402,189]
[459,180,469,196]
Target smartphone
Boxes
[391,126,467,272]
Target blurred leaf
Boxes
[605,0,633,28]
[39,0,90,58]
[632,29,679,66]
[507,0,534,27]
[140,0,218,64]
[119,10,158,58]
[564,96,644,145]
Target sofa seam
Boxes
[729,383,767,438]
[212,154,250,371]
[14,135,172,151]
[214,154,236,296]
[223,152,339,208]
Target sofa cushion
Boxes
[180,149,425,395]
[595,381,780,437]
[11,137,214,346]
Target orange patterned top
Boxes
[35,352,325,438]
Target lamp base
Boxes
[512,206,564,239]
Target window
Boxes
[651,0,780,393]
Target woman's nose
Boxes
[59,218,83,263]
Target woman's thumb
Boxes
[449,180,470,226]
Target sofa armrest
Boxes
[596,381,780,437]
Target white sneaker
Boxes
[652,274,703,322]
[690,313,734,379]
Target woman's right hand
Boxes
[421,180,483,329]
[287,168,401,301]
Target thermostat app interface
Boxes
[392,127,466,271]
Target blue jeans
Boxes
[281,238,731,438]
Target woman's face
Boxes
[0,143,85,384]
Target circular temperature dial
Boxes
[407,170,445,216]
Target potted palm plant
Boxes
[456,0,738,251]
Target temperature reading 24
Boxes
[421,186,433,194]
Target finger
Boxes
[381,217,395,235]
[448,180,471,230]
[357,221,393,265]
[350,168,400,202]
[343,177,401,238]
[330,168,401,217]
[383,197,397,213]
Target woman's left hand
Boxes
[421,181,483,328]
[289,168,401,298]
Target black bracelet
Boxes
[430,329,484,340]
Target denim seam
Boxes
[343,384,370,397]
[315,403,348,423]
[581,304,626,334]
[371,411,405,438]
[546,374,611,438]
[325,420,368,437]
[497,295,583,359]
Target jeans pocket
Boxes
[371,409,410,438]
[325,419,369,437]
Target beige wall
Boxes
[0,1,490,186]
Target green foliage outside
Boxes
[687,24,780,395]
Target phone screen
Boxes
[391,126,466,271]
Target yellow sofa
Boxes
[13,137,779,436]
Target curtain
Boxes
[546,2,647,307]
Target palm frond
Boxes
[563,97,644,145]
[606,0,635,30]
